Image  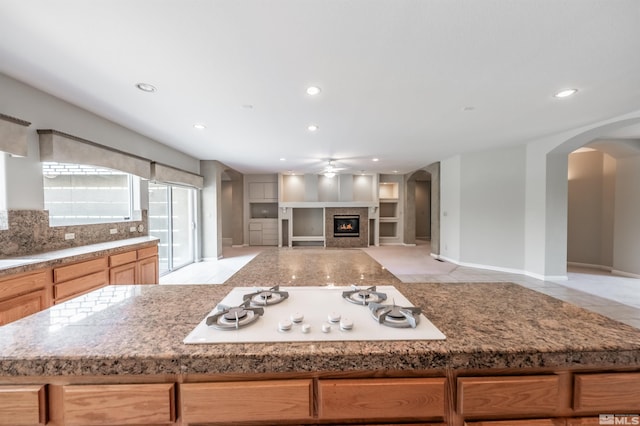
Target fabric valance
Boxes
[37,129,152,179]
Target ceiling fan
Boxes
[319,159,349,178]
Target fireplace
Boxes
[334,215,360,237]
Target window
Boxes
[43,162,135,226]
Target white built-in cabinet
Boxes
[246,177,279,246]
[378,177,403,244]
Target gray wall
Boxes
[0,72,200,210]
[613,155,640,275]
[567,151,615,267]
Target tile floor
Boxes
[161,240,640,329]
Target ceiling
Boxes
[1,0,639,175]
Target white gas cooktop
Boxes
[184,285,446,344]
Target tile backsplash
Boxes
[0,209,148,257]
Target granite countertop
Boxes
[0,236,159,277]
[1,282,639,377]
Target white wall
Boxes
[613,155,640,275]
[440,155,461,260]
[459,145,526,270]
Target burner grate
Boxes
[369,302,421,328]
[206,299,265,330]
[243,285,289,306]
[342,285,387,305]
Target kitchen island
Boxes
[1,281,640,426]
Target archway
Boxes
[405,162,440,255]
[544,117,640,277]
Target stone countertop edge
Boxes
[0,236,159,277]
[1,282,640,377]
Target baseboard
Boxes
[567,261,612,271]
[611,269,640,279]
[436,255,569,281]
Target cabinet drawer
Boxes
[0,385,46,426]
[137,245,157,260]
[54,270,108,301]
[181,380,312,423]
[458,375,560,418]
[566,419,607,425]
[62,383,175,425]
[0,270,50,301]
[0,289,47,325]
[318,378,446,421]
[109,250,137,267]
[53,257,108,283]
[465,420,564,426]
[574,372,640,412]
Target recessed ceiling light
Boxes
[280,158,286,161]
[306,86,321,96]
[136,83,157,93]
[193,123,206,129]
[372,158,379,162]
[554,88,578,98]
[241,104,253,109]
[307,124,319,132]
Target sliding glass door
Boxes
[149,182,196,275]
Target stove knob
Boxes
[321,323,332,333]
[278,319,292,332]
[290,312,304,323]
[339,318,354,331]
[327,312,341,323]
[301,323,311,333]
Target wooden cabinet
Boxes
[0,385,46,425]
[109,245,158,285]
[180,380,313,424]
[464,420,565,426]
[0,269,51,325]
[457,375,560,418]
[53,257,108,303]
[61,383,175,425]
[318,377,446,422]
[573,372,640,413]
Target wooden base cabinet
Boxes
[457,375,560,418]
[109,246,159,285]
[180,380,313,424]
[318,377,446,422]
[53,257,108,303]
[60,383,175,425]
[573,372,640,413]
[0,270,51,326]
[0,385,46,426]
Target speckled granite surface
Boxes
[0,236,159,278]
[1,249,640,378]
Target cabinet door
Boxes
[180,380,312,424]
[109,262,137,285]
[457,375,560,418]
[137,256,158,284]
[0,385,46,426]
[62,383,175,425]
[0,289,47,325]
[318,377,446,421]
[574,373,640,412]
